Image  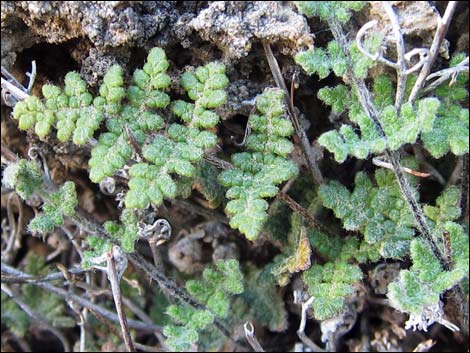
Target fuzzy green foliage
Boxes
[218,88,298,240]
[295,1,365,23]
[125,61,228,209]
[89,49,170,183]
[316,77,441,162]
[295,33,380,80]
[388,222,469,329]
[194,160,225,209]
[303,261,363,320]
[12,71,100,142]
[424,186,461,230]
[1,254,75,336]
[81,210,138,265]
[103,209,139,253]
[308,229,380,264]
[28,181,78,233]
[262,198,291,245]
[422,53,469,158]
[13,48,229,210]
[237,267,288,332]
[296,8,466,163]
[164,259,244,351]
[319,167,418,258]
[69,211,137,269]
[81,236,113,269]
[294,1,381,81]
[2,159,43,199]
[1,292,29,337]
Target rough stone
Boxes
[190,1,314,60]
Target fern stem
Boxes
[460,154,469,223]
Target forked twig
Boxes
[408,1,458,103]
[296,293,325,352]
[422,56,469,94]
[243,322,264,352]
[106,246,135,352]
[1,61,36,105]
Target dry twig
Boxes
[243,322,264,352]
[295,293,325,352]
[408,1,458,103]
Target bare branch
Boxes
[1,77,30,101]
[1,262,162,333]
[26,61,37,93]
[408,1,458,103]
[297,295,325,352]
[382,2,407,109]
[106,246,135,352]
[460,154,469,224]
[243,322,264,352]
[422,56,469,94]
[404,48,430,75]
[231,119,252,147]
[372,156,430,178]
[413,339,435,352]
[1,61,35,105]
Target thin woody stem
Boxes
[408,1,458,103]
[107,249,135,352]
[1,263,162,333]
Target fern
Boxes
[163,259,244,351]
[388,186,469,331]
[125,61,228,209]
[295,5,469,162]
[218,88,298,240]
[303,261,363,320]
[315,77,441,163]
[294,1,365,24]
[318,166,418,258]
[11,48,228,212]
[388,223,468,331]
[271,212,311,286]
[237,267,288,332]
[194,160,225,209]
[28,181,78,233]
[422,53,469,158]
[2,159,43,200]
